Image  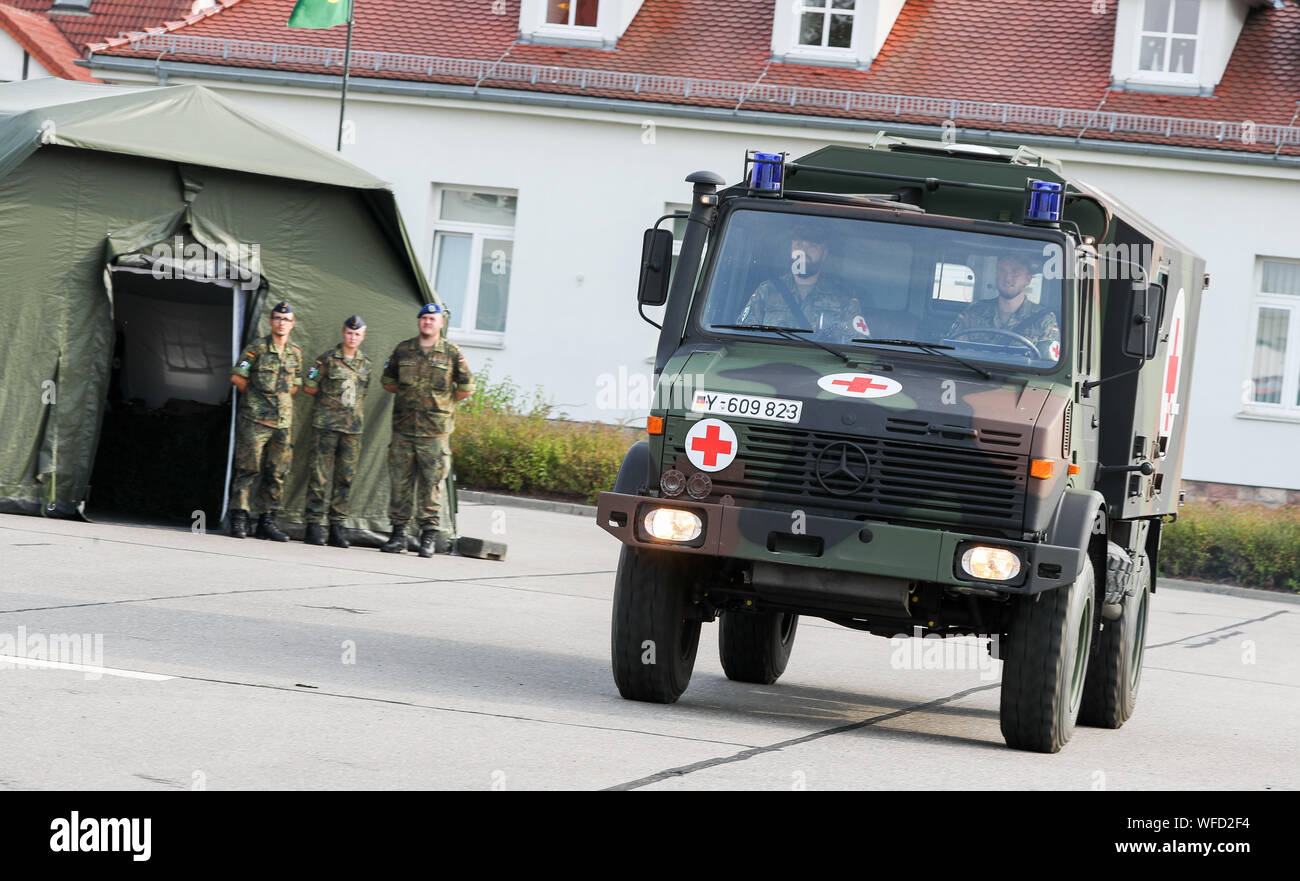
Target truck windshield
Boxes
[699,208,1067,368]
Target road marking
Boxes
[0,655,172,680]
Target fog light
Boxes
[686,472,712,499]
[643,508,702,542]
[660,469,686,497]
[960,546,1022,581]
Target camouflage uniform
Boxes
[303,344,372,524]
[736,274,864,343]
[383,337,474,530]
[229,336,302,512]
[947,297,1061,358]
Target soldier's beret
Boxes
[418,303,444,317]
[344,314,365,329]
[272,301,293,314]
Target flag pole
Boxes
[336,0,354,151]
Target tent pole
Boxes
[337,1,355,152]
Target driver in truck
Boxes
[736,224,869,342]
[947,252,1061,360]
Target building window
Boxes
[1138,0,1200,77]
[430,188,517,345]
[798,0,857,50]
[547,0,599,27]
[1245,258,1300,417]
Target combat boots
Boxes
[257,512,290,542]
[327,523,350,549]
[381,525,407,554]
[229,509,248,539]
[304,523,326,546]
[418,529,437,558]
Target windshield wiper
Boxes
[714,324,863,368]
[851,338,992,380]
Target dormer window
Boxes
[1138,0,1200,78]
[771,0,902,70]
[521,0,641,48]
[547,0,599,28]
[798,1,857,52]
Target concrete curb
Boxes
[457,490,596,518]
[1160,577,1300,605]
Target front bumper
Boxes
[596,492,1082,595]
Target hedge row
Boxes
[452,365,642,504]
[1160,502,1300,592]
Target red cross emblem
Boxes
[685,419,738,472]
[832,376,890,393]
[1162,317,1182,434]
[852,315,869,336]
[819,372,901,399]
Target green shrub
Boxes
[1160,502,1300,592]
[453,364,643,504]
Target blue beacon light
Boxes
[1026,179,1063,222]
[749,152,784,193]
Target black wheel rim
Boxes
[1069,593,1093,714]
[1129,584,1149,692]
[778,612,796,646]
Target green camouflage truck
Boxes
[596,139,1205,753]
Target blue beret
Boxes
[343,314,365,329]
[272,301,293,314]
[418,303,444,317]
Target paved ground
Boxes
[0,505,1294,790]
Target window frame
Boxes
[428,185,518,349]
[1240,256,1300,422]
[1131,0,1202,85]
[784,0,859,64]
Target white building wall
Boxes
[96,72,1300,488]
[0,31,53,81]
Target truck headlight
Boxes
[643,508,702,542]
[960,546,1022,581]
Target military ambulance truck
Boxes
[596,139,1204,753]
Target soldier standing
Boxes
[228,301,302,541]
[302,314,372,548]
[380,302,474,557]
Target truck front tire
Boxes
[611,545,701,703]
[999,562,1096,753]
[1079,555,1150,728]
[719,610,799,685]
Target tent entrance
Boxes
[88,269,248,527]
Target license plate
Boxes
[689,391,802,423]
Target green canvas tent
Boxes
[0,79,458,541]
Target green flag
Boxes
[288,0,351,29]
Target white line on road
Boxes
[0,655,173,681]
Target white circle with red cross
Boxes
[1158,288,1187,445]
[684,418,738,472]
[818,372,902,399]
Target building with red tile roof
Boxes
[84,0,1300,158]
[67,1,1300,493]
[0,3,98,81]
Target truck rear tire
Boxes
[999,562,1096,753]
[1079,556,1150,728]
[611,545,701,703]
[719,610,799,684]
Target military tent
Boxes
[0,79,461,541]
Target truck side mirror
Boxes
[637,228,674,307]
[1122,281,1165,360]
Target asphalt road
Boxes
[0,505,1294,791]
